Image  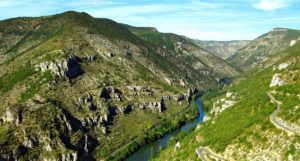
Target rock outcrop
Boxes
[36,55,83,79]
[76,134,98,160]
[99,87,122,101]
[137,99,165,113]
[127,86,154,96]
[79,54,96,61]
[164,77,176,85]
[162,87,197,103]
[118,104,133,114]
[270,74,284,87]
[0,107,22,125]
[76,93,97,111]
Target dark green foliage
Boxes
[51,11,143,44]
[105,99,197,161]
[0,124,18,151]
[201,90,226,112]
[129,28,175,50]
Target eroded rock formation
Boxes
[36,55,83,79]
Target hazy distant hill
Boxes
[153,30,300,161]
[228,28,300,71]
[192,40,250,59]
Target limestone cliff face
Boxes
[37,55,82,79]
[0,11,236,161]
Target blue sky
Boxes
[0,0,299,40]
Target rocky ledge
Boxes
[36,55,83,79]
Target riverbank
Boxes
[123,96,205,161]
[105,96,200,161]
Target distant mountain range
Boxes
[191,40,250,59]
[228,28,300,71]
[153,29,300,161]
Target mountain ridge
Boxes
[191,39,250,59]
[153,31,300,161]
[0,11,237,161]
[228,28,300,71]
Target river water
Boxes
[125,97,204,161]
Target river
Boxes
[125,97,204,161]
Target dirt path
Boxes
[195,147,227,161]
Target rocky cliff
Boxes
[0,11,237,161]
[153,33,300,161]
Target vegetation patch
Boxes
[20,71,52,102]
[0,65,35,94]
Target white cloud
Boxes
[253,0,287,11]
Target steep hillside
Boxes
[153,40,300,160]
[0,11,237,161]
[192,40,250,59]
[127,26,238,81]
[228,28,300,71]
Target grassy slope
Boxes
[228,28,300,71]
[153,41,300,161]
[127,26,238,90]
[0,11,205,161]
